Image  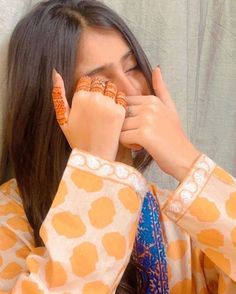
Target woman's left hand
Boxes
[120,67,200,182]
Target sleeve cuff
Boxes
[67,148,149,198]
[162,154,216,222]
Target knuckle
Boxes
[146,103,158,114]
[150,95,158,104]
[89,92,102,103]
[142,114,153,125]
[74,91,87,102]
[113,105,125,119]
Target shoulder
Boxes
[0,180,35,284]
[0,178,20,198]
[0,179,34,248]
[0,179,24,216]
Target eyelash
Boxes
[125,64,139,73]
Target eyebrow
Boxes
[84,50,134,76]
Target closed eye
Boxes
[125,64,139,73]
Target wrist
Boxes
[89,147,117,162]
[173,146,201,182]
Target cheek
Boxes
[136,72,151,95]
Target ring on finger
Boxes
[125,106,133,118]
[90,77,106,94]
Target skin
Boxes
[75,27,149,165]
[53,27,200,182]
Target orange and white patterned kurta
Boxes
[0,149,235,293]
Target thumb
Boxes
[152,66,176,111]
[52,69,70,127]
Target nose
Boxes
[112,71,138,96]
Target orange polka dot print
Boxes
[205,248,231,276]
[0,227,17,250]
[213,167,234,185]
[88,197,115,229]
[52,211,86,238]
[82,281,110,294]
[167,240,188,260]
[0,262,22,279]
[21,281,44,294]
[52,180,68,208]
[45,260,67,288]
[102,232,126,260]
[71,169,103,192]
[70,242,98,277]
[118,187,140,214]
[197,229,224,248]
[225,192,236,219]
[189,197,220,222]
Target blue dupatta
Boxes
[134,191,169,293]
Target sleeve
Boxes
[157,154,236,283]
[0,149,149,294]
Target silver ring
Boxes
[126,106,133,118]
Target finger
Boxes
[120,129,143,151]
[116,91,128,108]
[52,69,70,126]
[125,105,143,117]
[122,116,139,131]
[90,77,106,94]
[104,81,117,101]
[125,95,146,106]
[152,66,176,110]
[76,76,92,92]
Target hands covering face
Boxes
[52,67,200,181]
[52,72,128,161]
[120,67,200,181]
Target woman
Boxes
[0,0,235,293]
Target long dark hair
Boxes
[0,0,154,292]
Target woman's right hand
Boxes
[52,71,126,161]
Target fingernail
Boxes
[157,64,160,68]
[52,68,59,85]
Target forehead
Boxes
[76,27,130,75]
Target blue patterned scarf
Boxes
[134,191,169,293]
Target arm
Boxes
[158,154,236,282]
[120,67,236,285]
[0,149,148,293]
